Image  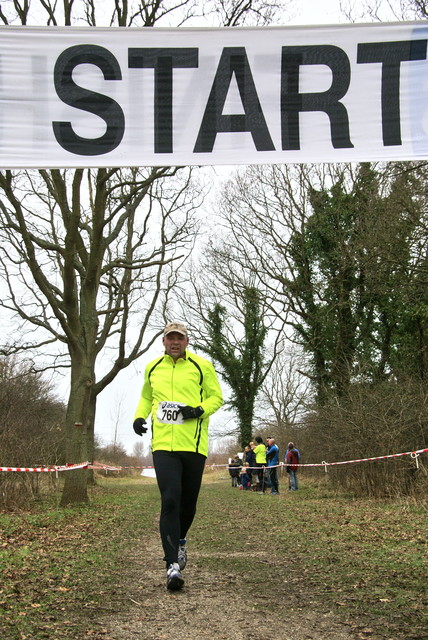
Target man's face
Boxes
[163,331,189,361]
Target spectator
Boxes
[239,462,252,490]
[266,437,280,495]
[229,455,242,487]
[243,444,256,482]
[286,442,300,491]
[253,436,267,493]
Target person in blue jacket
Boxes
[266,437,280,495]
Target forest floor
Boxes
[0,472,427,640]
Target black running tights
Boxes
[152,450,206,566]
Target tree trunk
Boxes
[60,360,95,506]
[86,394,97,486]
[238,395,255,447]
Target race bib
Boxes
[157,401,185,424]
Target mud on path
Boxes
[98,534,372,640]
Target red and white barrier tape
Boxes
[0,462,90,473]
[301,447,428,469]
[90,462,122,472]
[90,464,156,471]
[118,465,156,470]
[1,448,427,473]
[90,461,156,471]
[0,461,155,473]
[216,447,428,470]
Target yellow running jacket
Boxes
[134,350,223,457]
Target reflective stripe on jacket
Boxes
[134,350,223,457]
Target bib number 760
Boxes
[157,401,185,424]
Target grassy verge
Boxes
[0,477,160,640]
[195,473,427,639]
[0,473,427,639]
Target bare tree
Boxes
[0,167,200,504]
[0,357,66,509]
[256,346,311,431]
[177,242,285,445]
[209,0,284,26]
[132,440,145,462]
[410,0,428,17]
[339,0,419,22]
[0,0,288,28]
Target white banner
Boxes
[1,22,428,168]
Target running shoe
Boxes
[166,562,184,591]
[178,540,187,570]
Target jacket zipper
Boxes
[171,361,175,450]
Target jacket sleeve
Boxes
[134,365,153,420]
[200,360,223,417]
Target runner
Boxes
[133,321,223,590]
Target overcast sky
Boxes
[289,0,344,25]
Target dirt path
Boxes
[98,536,367,640]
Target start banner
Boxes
[1,21,428,168]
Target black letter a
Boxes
[194,47,274,153]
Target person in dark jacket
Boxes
[285,442,300,491]
[243,444,256,483]
[228,455,242,487]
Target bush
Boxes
[296,380,428,498]
[0,358,66,509]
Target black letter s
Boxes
[53,45,125,156]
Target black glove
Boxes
[180,405,204,420]
[133,417,147,436]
